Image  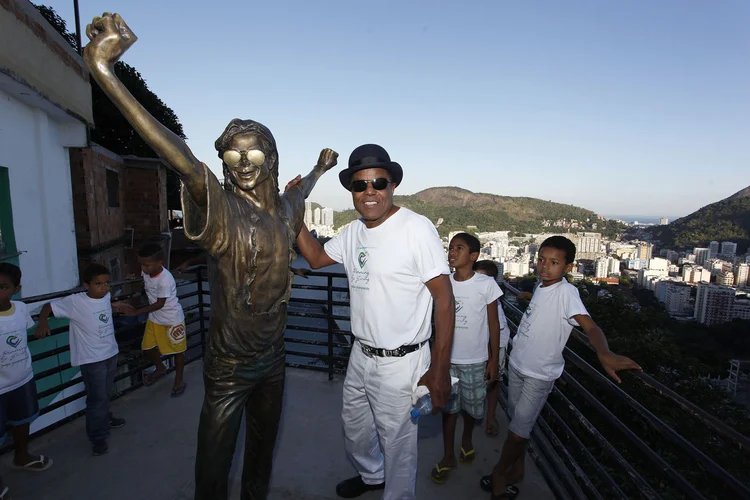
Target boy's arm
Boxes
[128,298,166,316]
[34,303,54,339]
[486,302,501,383]
[573,314,641,383]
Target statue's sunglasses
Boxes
[350,178,391,192]
[223,149,266,168]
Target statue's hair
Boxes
[215,119,279,192]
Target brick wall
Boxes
[69,147,126,249]
[69,146,169,279]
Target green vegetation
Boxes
[36,5,187,210]
[648,194,750,251]
[335,187,627,238]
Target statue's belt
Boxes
[360,340,428,358]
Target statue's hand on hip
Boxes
[316,149,339,172]
[84,13,138,69]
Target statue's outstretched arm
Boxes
[83,13,206,204]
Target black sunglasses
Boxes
[350,178,391,192]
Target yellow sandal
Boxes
[430,463,453,484]
[459,447,476,464]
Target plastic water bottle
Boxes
[410,394,434,423]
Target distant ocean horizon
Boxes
[603,215,682,224]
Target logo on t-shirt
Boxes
[98,313,109,323]
[358,251,368,269]
[5,335,21,348]
[454,299,468,329]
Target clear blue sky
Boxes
[45,0,750,218]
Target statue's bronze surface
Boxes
[83,13,337,499]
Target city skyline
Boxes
[42,0,750,217]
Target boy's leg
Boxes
[240,356,285,500]
[486,347,506,436]
[6,379,50,469]
[173,352,185,392]
[491,368,554,495]
[486,382,500,435]
[80,358,114,446]
[439,412,459,469]
[142,320,166,382]
[459,362,486,459]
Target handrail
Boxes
[502,282,750,449]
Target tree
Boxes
[35,4,186,210]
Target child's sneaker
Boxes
[110,416,126,429]
[92,441,109,456]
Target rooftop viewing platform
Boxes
[2,264,750,500]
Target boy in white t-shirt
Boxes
[431,234,502,484]
[36,264,129,457]
[0,263,53,500]
[481,236,640,500]
[473,260,511,437]
[126,243,186,397]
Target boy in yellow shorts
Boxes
[128,243,187,397]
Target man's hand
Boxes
[316,149,339,172]
[485,361,499,385]
[84,13,137,69]
[598,351,641,383]
[284,175,302,193]
[418,366,451,411]
[34,323,50,339]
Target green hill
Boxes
[334,186,625,238]
[648,186,750,251]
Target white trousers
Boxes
[342,340,431,500]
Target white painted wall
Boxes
[0,87,84,296]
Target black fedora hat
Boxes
[339,144,403,190]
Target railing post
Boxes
[327,274,334,381]
[196,266,206,357]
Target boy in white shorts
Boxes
[127,243,186,397]
[431,233,502,484]
[481,236,641,499]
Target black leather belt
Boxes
[360,340,428,358]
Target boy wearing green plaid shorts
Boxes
[431,233,502,484]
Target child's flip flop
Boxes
[459,447,476,464]
[430,463,453,484]
[170,382,187,397]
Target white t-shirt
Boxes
[0,302,35,395]
[142,268,184,326]
[324,207,450,350]
[450,273,503,364]
[498,302,510,349]
[509,279,589,381]
[51,292,119,366]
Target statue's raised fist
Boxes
[317,149,339,172]
[83,13,137,69]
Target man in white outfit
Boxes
[287,144,455,499]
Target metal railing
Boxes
[499,282,750,500]
[5,266,750,500]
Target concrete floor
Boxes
[2,363,554,500]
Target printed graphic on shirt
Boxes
[517,303,533,338]
[1,327,29,370]
[94,308,115,338]
[455,298,468,330]
[350,247,371,291]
